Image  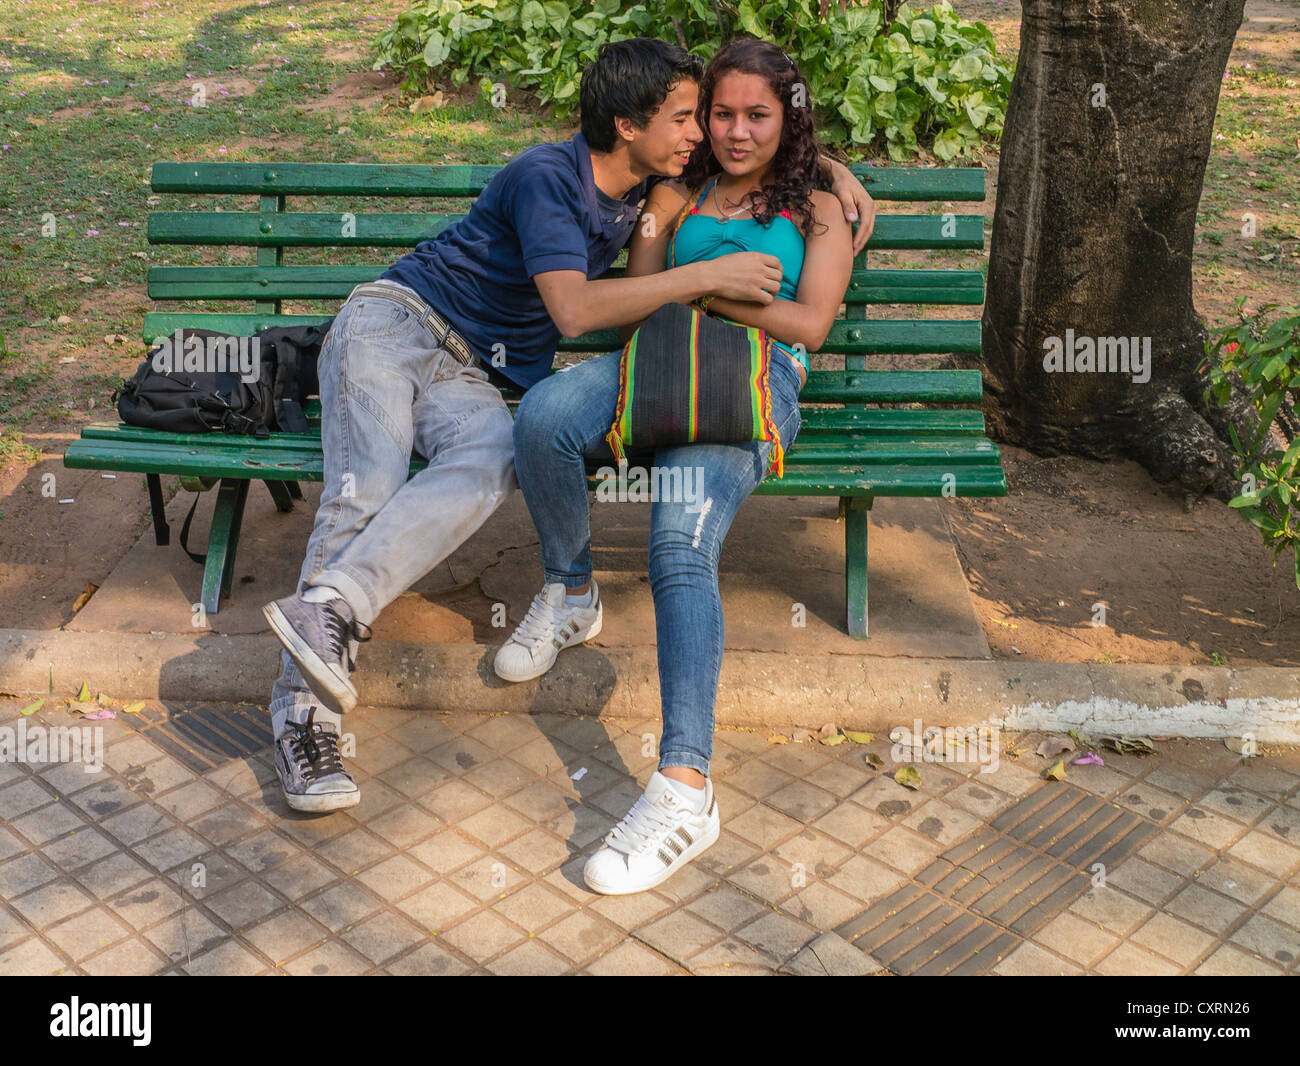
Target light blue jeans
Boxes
[512,347,803,776]
[270,281,517,737]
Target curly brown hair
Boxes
[681,37,829,237]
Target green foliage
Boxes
[371,0,1012,160]
[1204,299,1300,589]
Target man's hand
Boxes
[824,156,877,256]
[706,252,785,304]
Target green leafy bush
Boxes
[371,0,1012,160]
[1204,299,1300,588]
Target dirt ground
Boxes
[1,1,1298,667]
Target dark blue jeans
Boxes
[512,348,803,776]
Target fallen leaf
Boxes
[76,681,91,702]
[1043,759,1067,781]
[1072,752,1104,766]
[20,699,43,716]
[894,766,921,790]
[122,701,146,715]
[76,275,95,283]
[767,734,789,745]
[863,752,883,770]
[843,730,874,744]
[71,582,99,614]
[1224,736,1255,755]
[95,691,113,706]
[1099,735,1157,756]
[1036,737,1074,759]
[792,729,815,744]
[819,733,845,746]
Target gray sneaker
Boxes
[263,591,371,716]
[274,709,360,813]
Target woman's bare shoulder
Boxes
[808,188,853,233]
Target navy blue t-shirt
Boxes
[382,133,647,390]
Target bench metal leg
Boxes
[201,479,251,614]
[286,480,304,500]
[264,479,295,512]
[146,474,170,546]
[844,496,872,639]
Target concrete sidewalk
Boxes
[0,696,1296,975]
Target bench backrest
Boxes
[144,161,986,406]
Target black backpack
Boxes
[115,328,277,438]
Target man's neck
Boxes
[588,145,644,201]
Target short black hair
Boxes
[580,38,704,152]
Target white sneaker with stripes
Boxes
[584,772,720,895]
[493,581,602,683]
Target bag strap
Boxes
[666,183,706,269]
[178,493,207,565]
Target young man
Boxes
[262,38,875,813]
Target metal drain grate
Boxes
[836,783,1157,974]
[125,702,272,774]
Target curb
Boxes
[3,628,1298,741]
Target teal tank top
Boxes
[669,178,808,369]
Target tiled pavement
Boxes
[0,696,1297,975]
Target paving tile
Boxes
[0,826,24,863]
[181,939,266,976]
[1226,764,1300,803]
[1194,943,1285,975]
[1256,803,1300,847]
[802,756,873,799]
[827,855,908,905]
[1168,807,1249,850]
[1194,785,1272,825]
[496,828,571,875]
[1134,830,1215,878]
[204,880,285,931]
[944,779,1014,819]
[993,941,1083,976]
[687,935,781,973]
[763,779,837,822]
[133,827,209,873]
[355,854,435,902]
[261,853,339,902]
[1130,911,1218,968]
[809,801,889,849]
[317,828,396,875]
[458,804,534,848]
[448,854,526,902]
[903,799,984,846]
[438,909,524,963]
[531,910,619,963]
[725,803,806,850]
[1261,885,1300,928]
[419,779,493,823]
[12,800,89,845]
[461,757,534,799]
[0,852,60,897]
[0,779,56,820]
[339,911,431,965]
[507,735,582,778]
[1034,911,1120,967]
[141,907,228,961]
[487,937,571,975]
[865,826,945,875]
[1165,883,1249,936]
[1067,886,1154,937]
[350,734,415,777]
[1064,764,1132,799]
[282,939,373,976]
[107,878,186,930]
[588,889,675,931]
[637,909,724,962]
[243,910,330,964]
[43,905,132,962]
[584,940,679,976]
[1144,764,1216,803]
[300,881,384,933]
[718,758,796,799]
[727,855,799,904]
[1196,856,1279,905]
[407,830,487,876]
[1093,941,1181,976]
[1106,857,1185,905]
[492,883,574,933]
[99,803,174,847]
[67,777,144,820]
[1228,913,1300,969]
[1226,830,1300,878]
[693,830,760,877]
[848,775,920,817]
[771,827,852,876]
[734,910,817,963]
[783,881,864,930]
[501,779,576,823]
[386,941,472,976]
[80,938,169,976]
[0,936,69,975]
[152,780,226,822]
[75,852,153,898]
[396,881,478,933]
[684,884,767,933]
[10,877,96,927]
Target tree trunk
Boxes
[981,0,1249,503]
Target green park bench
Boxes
[63,161,1006,636]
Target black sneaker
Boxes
[263,591,371,716]
[274,709,360,813]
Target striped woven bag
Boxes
[605,192,786,477]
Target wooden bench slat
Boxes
[146,210,983,250]
[140,313,983,355]
[151,162,984,202]
[148,265,985,306]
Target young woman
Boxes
[498,38,854,893]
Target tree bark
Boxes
[981,0,1248,503]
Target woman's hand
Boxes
[821,155,877,256]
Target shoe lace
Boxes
[284,711,346,783]
[321,602,371,671]
[606,794,682,856]
[510,590,558,649]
